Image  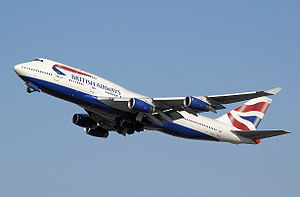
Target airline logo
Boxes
[71,74,121,95]
[52,64,91,77]
[51,64,122,95]
[227,97,272,131]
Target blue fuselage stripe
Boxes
[160,122,218,141]
[21,76,127,117]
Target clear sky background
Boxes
[0,1,299,196]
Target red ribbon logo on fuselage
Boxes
[52,64,91,77]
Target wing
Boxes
[94,88,281,132]
[153,87,281,111]
[232,130,290,140]
[96,87,281,115]
[205,87,281,104]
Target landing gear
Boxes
[116,128,134,136]
[24,81,40,93]
[127,129,134,135]
[26,87,35,93]
[115,118,144,136]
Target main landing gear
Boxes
[115,118,144,136]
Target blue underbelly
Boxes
[159,122,218,141]
[21,76,128,117]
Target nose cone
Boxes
[14,64,22,76]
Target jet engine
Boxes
[128,98,153,113]
[183,96,210,111]
[86,127,109,138]
[72,114,97,128]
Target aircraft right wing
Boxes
[205,87,282,104]
[95,87,282,117]
[153,87,282,112]
[95,87,282,126]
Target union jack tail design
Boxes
[216,97,272,143]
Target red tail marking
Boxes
[254,139,260,144]
[227,112,250,130]
[234,102,270,114]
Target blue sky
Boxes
[0,1,299,196]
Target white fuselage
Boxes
[14,58,255,144]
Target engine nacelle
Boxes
[128,98,153,113]
[86,127,109,138]
[72,114,97,128]
[183,96,210,111]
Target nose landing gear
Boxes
[24,81,41,93]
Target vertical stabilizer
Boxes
[216,97,272,143]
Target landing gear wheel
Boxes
[26,87,34,93]
[127,129,134,135]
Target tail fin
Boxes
[216,96,272,130]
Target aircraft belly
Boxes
[21,76,129,117]
[156,122,219,141]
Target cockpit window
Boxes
[34,58,43,62]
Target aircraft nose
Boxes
[13,64,22,75]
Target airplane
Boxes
[13,58,289,144]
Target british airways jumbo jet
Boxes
[14,58,289,144]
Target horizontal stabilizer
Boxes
[232,130,290,140]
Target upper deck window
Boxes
[34,58,44,62]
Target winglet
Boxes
[266,87,282,95]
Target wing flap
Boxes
[152,97,185,110]
[232,129,290,140]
